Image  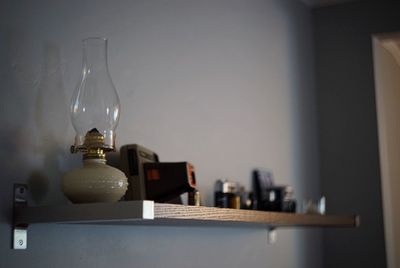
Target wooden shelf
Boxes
[14,200,359,228]
[13,198,358,249]
[154,203,359,228]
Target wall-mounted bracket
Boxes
[13,184,28,249]
[267,227,277,244]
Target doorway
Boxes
[373,33,400,268]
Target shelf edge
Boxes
[153,203,358,228]
[14,200,155,225]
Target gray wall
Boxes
[1,0,322,268]
[313,2,400,268]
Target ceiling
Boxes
[301,0,360,7]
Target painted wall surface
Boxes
[373,37,400,268]
[0,1,321,267]
[313,2,400,268]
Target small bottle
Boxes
[282,186,296,213]
[188,189,201,206]
[214,179,238,208]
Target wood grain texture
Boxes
[154,203,359,228]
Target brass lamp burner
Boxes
[70,128,114,159]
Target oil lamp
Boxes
[62,37,128,203]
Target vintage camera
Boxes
[120,144,159,200]
[120,144,197,203]
[143,162,196,203]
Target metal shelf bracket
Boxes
[267,227,277,244]
[13,184,28,249]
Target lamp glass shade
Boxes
[71,37,120,151]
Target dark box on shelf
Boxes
[143,162,196,203]
[120,144,159,200]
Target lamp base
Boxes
[62,159,128,203]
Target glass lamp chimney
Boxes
[70,37,120,155]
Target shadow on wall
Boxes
[279,2,322,268]
[32,42,70,205]
[0,33,72,224]
[0,30,37,223]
